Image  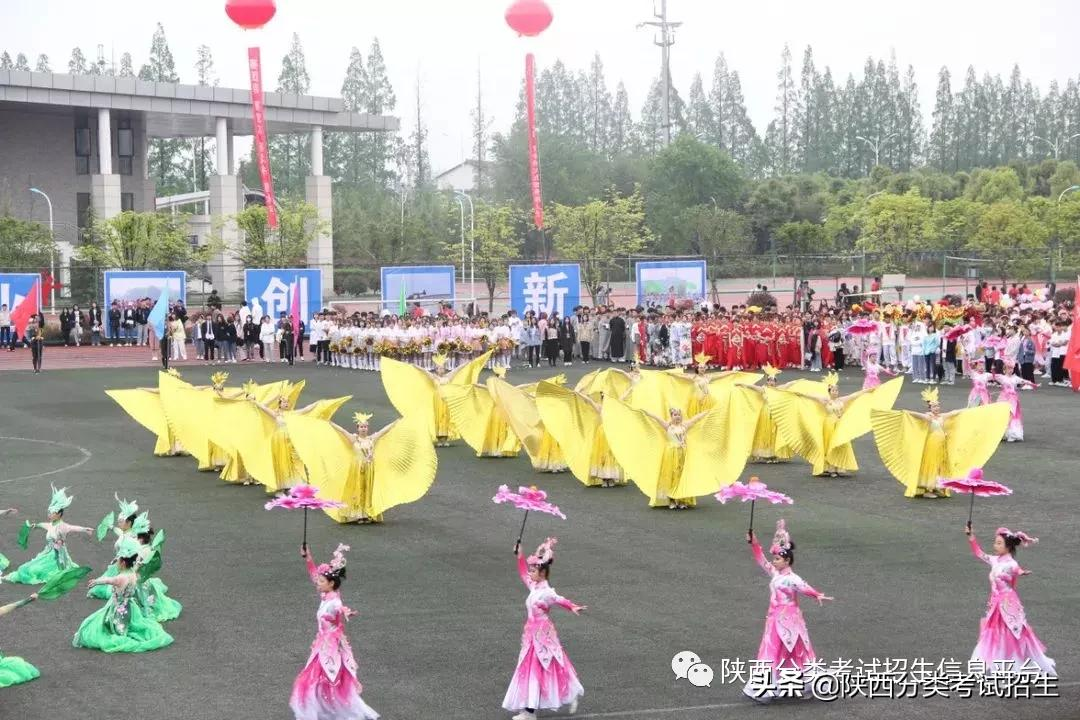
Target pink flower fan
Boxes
[715,477,792,539]
[493,484,565,552]
[492,484,566,519]
[844,318,877,335]
[938,468,1012,526]
[265,484,345,550]
[945,324,973,341]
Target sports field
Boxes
[0,361,1076,720]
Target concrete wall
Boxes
[0,104,152,252]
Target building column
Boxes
[216,118,229,175]
[310,125,324,177]
[91,108,122,220]
[306,125,332,293]
[209,117,242,297]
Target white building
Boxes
[434,159,489,193]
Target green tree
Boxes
[34,54,50,73]
[271,34,312,198]
[855,190,933,272]
[138,24,186,195]
[0,53,11,70]
[75,211,215,273]
[118,52,135,78]
[67,47,89,74]
[228,202,325,269]
[550,188,652,302]
[0,214,57,269]
[678,205,752,299]
[467,202,523,312]
[766,44,798,175]
[964,167,1024,203]
[13,53,30,72]
[928,197,983,253]
[644,134,744,251]
[966,201,1048,284]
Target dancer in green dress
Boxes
[88,496,140,600]
[0,507,18,577]
[73,537,173,653]
[134,520,182,622]
[4,486,92,585]
[0,594,40,688]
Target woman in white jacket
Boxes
[259,315,277,362]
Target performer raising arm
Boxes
[502,538,585,720]
[964,524,1055,676]
[4,486,92,585]
[290,544,379,720]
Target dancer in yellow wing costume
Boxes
[534,381,626,488]
[663,353,764,416]
[160,371,237,472]
[871,387,1011,499]
[766,373,903,477]
[439,367,521,458]
[380,350,493,447]
[213,392,351,493]
[734,364,794,464]
[205,379,294,484]
[601,394,754,509]
[284,412,437,524]
[105,370,189,456]
[488,375,569,473]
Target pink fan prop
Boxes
[937,469,1012,527]
[945,324,973,341]
[845,318,877,335]
[265,484,345,549]
[716,477,792,538]
[493,484,565,551]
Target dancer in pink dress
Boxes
[861,350,898,390]
[964,524,1055,676]
[744,520,833,703]
[290,544,379,720]
[993,363,1038,442]
[502,537,585,719]
[965,358,993,408]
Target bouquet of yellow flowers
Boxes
[437,341,453,354]
[329,341,340,353]
[422,337,433,347]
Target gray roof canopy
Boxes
[0,70,398,138]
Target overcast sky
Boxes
[3,0,1078,175]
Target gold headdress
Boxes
[432,353,449,368]
[491,366,507,378]
[823,372,839,388]
[548,373,567,386]
[694,352,712,367]
[921,387,939,404]
[353,412,373,425]
[241,379,258,398]
[166,368,182,378]
[210,371,229,389]
[763,364,781,379]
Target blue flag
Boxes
[147,285,169,340]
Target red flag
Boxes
[290,275,301,341]
[10,279,40,337]
[524,53,543,229]
[248,47,279,229]
[1065,276,1080,392]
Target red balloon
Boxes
[226,0,277,29]
[505,0,553,37]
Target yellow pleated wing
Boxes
[252,380,290,406]
[535,382,602,485]
[285,380,307,410]
[625,368,681,418]
[160,384,217,469]
[574,368,632,402]
[941,403,1011,478]
[447,349,495,386]
[671,391,756,498]
[601,396,667,501]
[832,376,904,451]
[380,356,440,441]
[370,416,438,517]
[781,378,830,399]
[294,396,352,422]
[440,383,497,455]
[212,398,279,487]
[283,414,357,513]
[870,408,931,492]
[765,387,828,470]
[488,377,546,460]
[106,388,173,454]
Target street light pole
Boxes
[1034,133,1080,160]
[453,194,466,305]
[29,187,54,312]
[855,133,898,170]
[455,190,475,312]
[1051,185,1080,284]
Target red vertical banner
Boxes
[247,47,279,229]
[525,52,543,230]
